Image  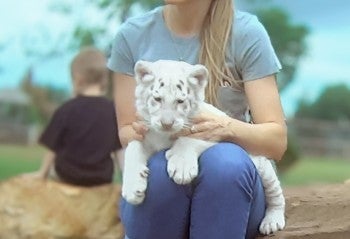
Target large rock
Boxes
[258,181,350,239]
[0,176,124,239]
[1,176,349,239]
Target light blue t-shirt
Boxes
[108,6,281,122]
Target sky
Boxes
[268,0,350,115]
[0,0,349,117]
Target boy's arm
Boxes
[37,150,56,178]
[22,150,55,179]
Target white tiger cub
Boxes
[122,60,285,235]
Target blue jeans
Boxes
[121,142,266,239]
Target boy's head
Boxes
[70,47,108,95]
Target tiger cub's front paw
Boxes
[259,208,285,235]
[122,165,150,205]
[165,149,198,185]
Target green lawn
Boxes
[0,144,44,180]
[1,144,350,185]
[280,156,350,186]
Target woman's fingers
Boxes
[172,122,210,139]
[191,110,218,123]
[132,121,148,137]
[135,112,144,121]
[126,114,149,142]
[191,121,213,133]
[191,115,207,124]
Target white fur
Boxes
[122,60,285,235]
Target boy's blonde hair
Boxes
[199,0,237,107]
[70,47,108,94]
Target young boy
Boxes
[29,47,121,186]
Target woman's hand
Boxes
[174,110,235,142]
[119,115,149,147]
[131,120,149,141]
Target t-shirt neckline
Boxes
[156,6,199,43]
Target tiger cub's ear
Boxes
[188,64,209,88]
[188,64,209,101]
[134,60,155,85]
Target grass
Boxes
[280,156,350,186]
[0,144,44,180]
[0,144,123,183]
[1,144,350,185]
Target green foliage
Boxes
[0,104,35,125]
[277,133,301,174]
[71,25,105,49]
[91,0,161,21]
[48,0,163,49]
[295,84,350,121]
[256,8,309,91]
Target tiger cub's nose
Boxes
[161,121,174,130]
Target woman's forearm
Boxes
[119,114,287,160]
[119,125,135,148]
[225,117,287,161]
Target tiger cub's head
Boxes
[134,60,208,133]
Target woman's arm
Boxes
[189,75,287,161]
[230,74,287,160]
[113,72,146,148]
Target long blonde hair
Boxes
[199,0,237,106]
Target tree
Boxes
[49,0,163,49]
[295,84,350,121]
[255,8,309,91]
[91,0,161,21]
[20,69,68,125]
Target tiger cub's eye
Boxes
[177,99,184,104]
[154,97,162,102]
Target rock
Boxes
[2,176,350,239]
[0,176,124,239]
[257,183,350,239]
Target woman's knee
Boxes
[146,150,175,191]
[147,150,168,176]
[199,142,256,183]
[144,150,190,202]
[122,150,190,239]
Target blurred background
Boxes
[0,0,349,186]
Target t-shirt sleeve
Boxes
[39,107,66,151]
[107,23,135,76]
[235,15,282,82]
